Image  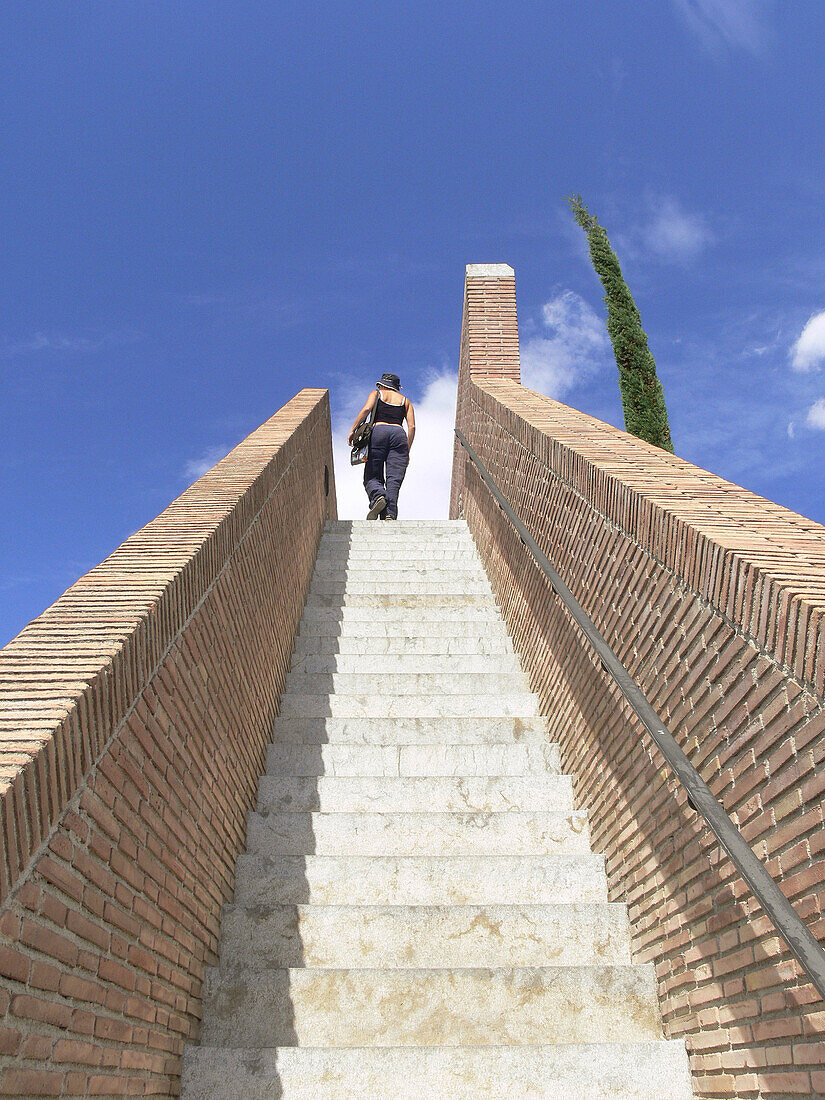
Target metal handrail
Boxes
[455,426,825,1002]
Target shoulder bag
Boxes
[350,390,380,465]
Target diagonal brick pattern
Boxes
[452,267,825,1099]
[0,390,335,1096]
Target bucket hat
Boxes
[375,372,402,392]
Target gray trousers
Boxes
[364,424,409,519]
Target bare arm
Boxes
[347,391,379,445]
[405,400,415,452]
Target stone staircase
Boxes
[181,520,693,1098]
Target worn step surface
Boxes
[299,607,505,625]
[182,1042,694,1100]
[292,634,515,655]
[312,562,485,575]
[270,716,552,745]
[218,903,632,971]
[265,741,562,776]
[182,520,693,1099]
[309,577,495,593]
[200,965,664,1047]
[257,774,574,813]
[283,671,530,694]
[246,809,591,857]
[279,692,540,718]
[233,853,610,907]
[289,652,521,673]
[305,592,499,609]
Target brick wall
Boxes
[0,389,336,1097]
[452,270,825,1099]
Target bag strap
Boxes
[359,389,379,438]
[351,390,381,451]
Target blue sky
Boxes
[2,0,825,646]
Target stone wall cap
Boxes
[466,263,515,278]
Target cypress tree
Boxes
[568,194,674,453]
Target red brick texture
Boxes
[0,389,336,1097]
[449,264,520,520]
[452,274,825,1099]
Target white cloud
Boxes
[791,311,825,372]
[332,372,457,520]
[331,291,608,520]
[521,290,609,398]
[806,399,825,431]
[642,196,712,262]
[672,0,771,57]
[184,445,230,481]
[0,330,139,358]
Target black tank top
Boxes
[375,394,406,425]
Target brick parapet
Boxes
[455,375,825,1099]
[0,389,336,1096]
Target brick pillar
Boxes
[449,264,520,518]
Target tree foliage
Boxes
[569,194,674,453]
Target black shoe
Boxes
[367,496,387,520]
[385,514,397,521]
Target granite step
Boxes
[265,742,561,776]
[304,592,498,609]
[289,653,521,673]
[299,607,505,624]
[312,559,485,572]
[327,520,471,527]
[291,635,515,655]
[318,536,476,548]
[314,550,482,563]
[270,716,553,746]
[182,1042,695,1100]
[309,562,489,575]
[245,809,591,857]
[277,693,539,719]
[308,579,492,594]
[282,671,530,695]
[320,526,474,536]
[232,853,610,908]
[256,775,573,813]
[199,965,664,1047]
[217,903,631,971]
